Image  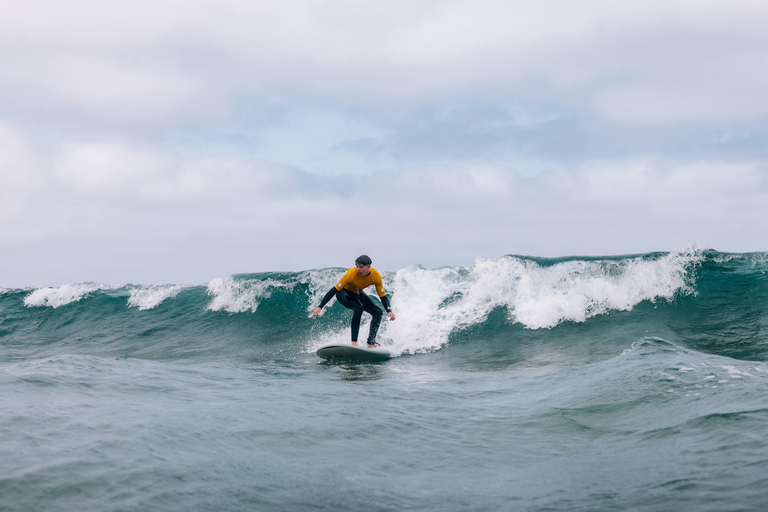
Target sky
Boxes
[1,0,767,287]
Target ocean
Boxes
[2,248,767,511]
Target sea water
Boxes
[2,248,767,511]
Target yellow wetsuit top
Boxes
[334,267,387,297]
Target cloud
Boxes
[1,1,768,286]
[578,159,768,213]
[2,115,765,281]
[3,0,768,126]
[53,143,167,197]
[0,123,46,222]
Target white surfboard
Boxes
[316,343,391,361]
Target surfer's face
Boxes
[356,263,371,276]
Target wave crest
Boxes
[383,248,701,354]
[24,283,114,308]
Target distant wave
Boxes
[23,283,116,308]
[127,285,190,311]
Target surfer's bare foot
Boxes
[367,344,377,349]
[351,342,358,346]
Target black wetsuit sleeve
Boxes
[318,287,338,308]
[379,294,391,312]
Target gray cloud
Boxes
[4,1,768,125]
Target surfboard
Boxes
[316,343,391,361]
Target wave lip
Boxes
[206,275,296,313]
[127,285,189,311]
[507,249,699,329]
[23,283,115,309]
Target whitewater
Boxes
[2,248,767,511]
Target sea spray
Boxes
[128,285,189,310]
[383,248,702,355]
[23,282,115,308]
[206,275,296,313]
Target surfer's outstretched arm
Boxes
[312,287,338,317]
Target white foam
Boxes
[747,252,768,271]
[297,268,346,316]
[206,276,294,313]
[127,285,188,310]
[24,283,112,308]
[721,365,752,379]
[378,248,701,355]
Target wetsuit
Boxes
[317,267,392,344]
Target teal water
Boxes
[2,249,768,511]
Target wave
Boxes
[2,248,766,363]
[383,248,700,355]
[23,283,117,309]
[127,285,190,311]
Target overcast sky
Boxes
[2,0,767,287]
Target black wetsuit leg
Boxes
[358,292,383,344]
[336,290,383,344]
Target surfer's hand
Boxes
[388,312,396,321]
[312,307,322,317]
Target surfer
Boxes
[312,255,396,348]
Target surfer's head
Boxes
[355,255,372,266]
[355,254,372,275]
